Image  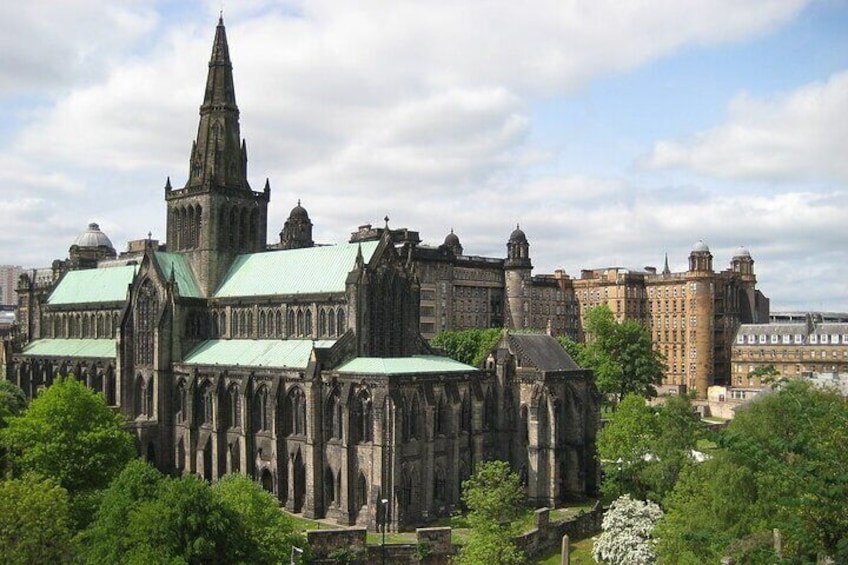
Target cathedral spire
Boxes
[185,16,249,191]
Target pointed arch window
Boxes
[275,310,283,337]
[176,380,187,424]
[286,387,306,436]
[336,308,345,336]
[253,386,269,432]
[460,392,471,432]
[287,310,295,337]
[296,310,304,337]
[259,310,266,337]
[199,381,214,426]
[352,389,373,443]
[136,280,158,365]
[305,309,312,336]
[328,309,336,337]
[319,310,327,337]
[227,384,241,429]
[325,389,342,440]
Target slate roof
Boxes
[507,333,580,371]
[181,339,336,369]
[335,356,477,375]
[214,241,380,298]
[154,252,202,298]
[47,265,137,305]
[22,339,117,358]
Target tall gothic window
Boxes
[305,309,312,336]
[275,310,283,336]
[460,392,471,433]
[253,386,268,432]
[336,308,345,336]
[328,309,336,337]
[176,381,187,424]
[227,384,241,429]
[136,280,158,365]
[287,310,295,337]
[199,381,213,426]
[318,310,327,337]
[352,389,373,443]
[325,389,342,440]
[286,387,306,436]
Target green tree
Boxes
[655,381,848,563]
[0,376,135,494]
[578,305,665,404]
[597,394,700,503]
[0,379,26,426]
[213,473,307,564]
[457,460,526,565]
[0,474,75,563]
[431,328,503,366]
[80,459,165,564]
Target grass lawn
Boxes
[534,536,596,564]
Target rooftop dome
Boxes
[73,223,115,250]
[691,240,710,253]
[444,229,460,246]
[509,224,527,243]
[289,199,309,220]
[733,246,751,258]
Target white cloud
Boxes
[644,70,848,183]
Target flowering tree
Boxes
[592,495,663,565]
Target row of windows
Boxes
[208,306,346,339]
[45,311,120,339]
[738,333,848,345]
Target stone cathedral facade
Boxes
[5,18,599,531]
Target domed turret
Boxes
[68,222,117,269]
[74,223,115,251]
[442,229,463,256]
[509,225,527,244]
[688,239,712,272]
[733,246,751,259]
[279,199,314,250]
[732,245,754,277]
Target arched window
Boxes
[199,381,213,426]
[296,310,304,337]
[435,394,450,436]
[336,308,346,335]
[434,467,446,503]
[212,312,219,337]
[305,309,312,336]
[275,310,283,336]
[404,394,420,441]
[134,375,146,417]
[484,387,497,431]
[328,309,336,337]
[286,388,306,436]
[220,312,227,338]
[176,381,187,424]
[520,405,529,443]
[259,311,266,337]
[287,310,295,337]
[246,311,253,337]
[253,386,269,432]
[460,392,471,433]
[325,389,342,440]
[319,310,327,337]
[352,389,373,443]
[227,384,241,428]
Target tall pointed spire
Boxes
[663,252,671,275]
[185,16,249,191]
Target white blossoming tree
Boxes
[592,495,663,565]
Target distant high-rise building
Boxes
[0,265,23,307]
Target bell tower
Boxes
[165,16,270,295]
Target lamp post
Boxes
[290,545,303,565]
[380,497,389,565]
[615,457,624,497]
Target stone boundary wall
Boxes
[306,504,603,564]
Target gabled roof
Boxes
[22,339,117,359]
[335,355,477,375]
[507,333,580,372]
[47,265,137,305]
[182,339,336,369]
[214,241,380,298]
[154,252,202,298]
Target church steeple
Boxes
[165,17,270,296]
[186,15,249,191]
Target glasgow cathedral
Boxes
[5,18,600,531]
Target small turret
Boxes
[688,240,713,272]
[279,200,314,250]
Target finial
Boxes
[298,199,301,206]
[165,176,172,191]
[384,215,390,227]
[450,227,454,234]
[219,10,223,25]
[264,178,270,191]
[147,231,152,241]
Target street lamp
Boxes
[290,545,303,565]
[615,457,624,497]
[380,497,390,565]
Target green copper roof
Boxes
[213,241,380,298]
[154,252,202,298]
[182,339,336,369]
[47,265,137,305]
[22,339,117,358]
[335,356,478,375]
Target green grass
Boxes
[534,536,596,564]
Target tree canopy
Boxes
[82,461,307,565]
[592,494,663,565]
[0,379,26,426]
[457,460,527,565]
[0,474,75,564]
[571,305,665,403]
[431,328,503,366]
[655,381,848,563]
[0,376,135,494]
[596,394,700,503]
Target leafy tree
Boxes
[123,474,246,564]
[457,460,526,565]
[655,381,848,563]
[0,379,26,425]
[596,394,700,503]
[213,473,307,564]
[431,328,503,366]
[0,474,75,563]
[578,305,665,404]
[80,459,165,564]
[0,375,135,494]
[592,494,663,565]
[747,364,781,387]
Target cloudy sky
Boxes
[1,0,846,311]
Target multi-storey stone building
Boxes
[4,18,598,531]
[731,317,848,387]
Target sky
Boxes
[1,0,846,311]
